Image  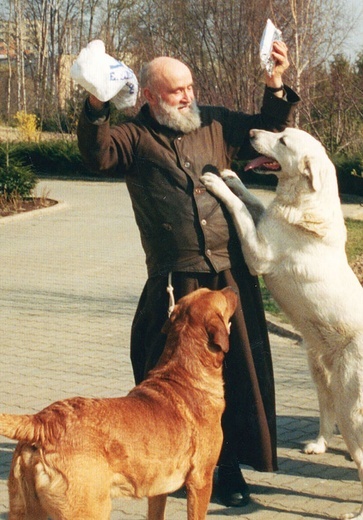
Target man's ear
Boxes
[143,87,157,106]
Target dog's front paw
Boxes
[220,169,247,193]
[303,438,327,454]
[220,169,239,181]
[201,172,228,197]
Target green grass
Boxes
[261,218,363,319]
[345,218,363,262]
[260,279,280,316]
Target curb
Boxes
[0,199,68,224]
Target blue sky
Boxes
[344,0,363,59]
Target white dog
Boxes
[202,127,363,520]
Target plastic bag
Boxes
[260,19,283,77]
[70,40,138,109]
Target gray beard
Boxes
[153,99,201,133]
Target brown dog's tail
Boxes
[0,413,41,444]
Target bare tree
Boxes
[184,0,269,110]
[1,0,363,153]
[269,0,359,127]
[122,0,270,110]
[19,0,80,123]
[4,0,13,119]
[13,0,26,111]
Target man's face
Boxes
[157,66,195,110]
[145,60,201,133]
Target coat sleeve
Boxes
[77,100,136,176]
[222,84,300,161]
[260,85,300,130]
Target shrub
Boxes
[0,146,38,198]
[2,140,91,177]
[0,139,121,178]
[0,160,37,199]
[351,168,363,178]
[26,141,84,175]
[14,111,40,142]
[334,155,363,195]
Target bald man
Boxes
[77,45,299,508]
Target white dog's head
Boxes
[246,128,335,193]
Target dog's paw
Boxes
[201,172,228,196]
[220,169,247,192]
[303,439,327,454]
[220,169,239,181]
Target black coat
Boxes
[78,87,299,277]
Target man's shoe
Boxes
[217,464,250,507]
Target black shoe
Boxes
[217,464,250,507]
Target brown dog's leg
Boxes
[148,494,167,520]
[186,479,213,520]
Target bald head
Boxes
[140,57,192,91]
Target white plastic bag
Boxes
[70,40,138,109]
[260,19,283,77]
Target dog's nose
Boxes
[249,129,256,139]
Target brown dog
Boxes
[0,287,237,520]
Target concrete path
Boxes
[0,180,362,519]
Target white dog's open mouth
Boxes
[244,156,281,173]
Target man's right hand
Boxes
[89,95,106,111]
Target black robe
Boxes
[130,263,277,473]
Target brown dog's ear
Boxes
[161,318,171,335]
[207,316,230,353]
[161,304,180,334]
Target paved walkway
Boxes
[0,180,362,519]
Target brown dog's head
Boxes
[161,287,238,369]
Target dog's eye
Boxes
[279,137,286,146]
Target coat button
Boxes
[206,249,212,256]
[184,161,191,168]
[201,219,207,226]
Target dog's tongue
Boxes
[244,156,273,171]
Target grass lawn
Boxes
[261,218,363,319]
[346,218,363,262]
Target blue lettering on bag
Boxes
[109,63,134,82]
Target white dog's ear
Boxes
[299,156,322,192]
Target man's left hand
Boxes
[265,41,290,90]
